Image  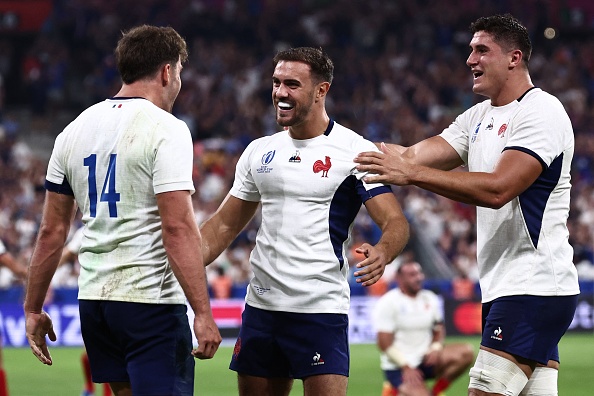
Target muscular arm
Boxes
[354,192,409,286]
[24,191,76,365]
[24,191,76,313]
[157,190,221,359]
[358,137,542,209]
[200,194,259,266]
[384,136,464,170]
[402,148,542,208]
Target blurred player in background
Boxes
[373,260,473,396]
[0,239,27,396]
[23,25,221,396]
[356,14,579,396]
[200,47,410,396]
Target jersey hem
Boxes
[480,289,580,303]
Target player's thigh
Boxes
[80,300,129,383]
[230,305,292,378]
[481,295,577,365]
[303,374,348,396]
[237,373,293,396]
[81,300,195,395]
[119,303,195,395]
[276,310,350,379]
[436,343,474,372]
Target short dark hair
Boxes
[470,14,532,67]
[115,25,188,84]
[273,47,334,84]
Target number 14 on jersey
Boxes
[84,153,120,218]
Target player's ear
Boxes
[161,63,171,87]
[316,81,330,101]
[509,49,523,69]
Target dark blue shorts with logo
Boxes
[229,304,350,379]
[79,300,194,395]
[480,294,578,365]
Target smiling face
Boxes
[272,60,319,128]
[466,31,514,102]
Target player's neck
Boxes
[400,288,419,298]
[288,112,330,140]
[490,74,533,107]
[114,82,168,111]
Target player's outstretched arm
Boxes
[157,190,222,359]
[354,192,409,286]
[24,191,76,365]
[0,251,28,281]
[358,138,542,208]
[199,194,259,266]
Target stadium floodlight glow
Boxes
[544,27,556,39]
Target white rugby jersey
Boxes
[45,97,195,305]
[230,120,392,314]
[372,288,442,370]
[440,88,579,302]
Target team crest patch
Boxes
[498,124,507,137]
[313,156,331,177]
[311,352,325,366]
[289,150,301,163]
[490,326,503,341]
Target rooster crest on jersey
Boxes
[313,156,331,177]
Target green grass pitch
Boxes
[5,334,593,395]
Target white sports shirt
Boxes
[45,97,195,305]
[230,120,392,314]
[372,288,442,370]
[440,88,580,302]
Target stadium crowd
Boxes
[1,0,594,296]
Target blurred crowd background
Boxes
[0,0,593,300]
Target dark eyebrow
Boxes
[471,43,489,51]
[272,77,301,86]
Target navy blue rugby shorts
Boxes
[384,363,436,388]
[79,300,195,396]
[229,304,350,379]
[480,294,578,364]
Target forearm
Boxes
[365,193,410,262]
[200,194,259,266]
[24,227,69,312]
[374,217,409,263]
[200,217,241,266]
[408,166,507,208]
[163,224,212,315]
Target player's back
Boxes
[46,97,194,304]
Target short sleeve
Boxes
[229,141,261,202]
[439,111,472,165]
[152,120,196,195]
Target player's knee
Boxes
[519,367,558,396]
[460,343,475,366]
[399,382,430,396]
[468,349,528,396]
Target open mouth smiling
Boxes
[278,101,294,111]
